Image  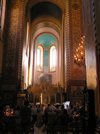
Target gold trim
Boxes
[28,81,64,104]
[17,94,26,98]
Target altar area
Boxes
[27,80,67,105]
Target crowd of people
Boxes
[0,100,85,134]
[14,100,84,133]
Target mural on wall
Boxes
[42,74,51,84]
[36,34,57,72]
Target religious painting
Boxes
[41,74,51,84]
[35,93,40,102]
[56,93,61,103]
[51,94,55,104]
[43,94,49,104]
[29,92,33,103]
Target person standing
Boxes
[36,105,40,126]
[20,100,31,134]
[14,105,21,134]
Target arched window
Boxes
[36,44,44,72]
[49,44,56,72]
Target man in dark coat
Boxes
[20,100,31,134]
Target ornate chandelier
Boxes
[74,36,85,66]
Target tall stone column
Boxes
[0,0,22,106]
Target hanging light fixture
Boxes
[74,36,85,66]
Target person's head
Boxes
[70,104,73,109]
[42,104,44,107]
[30,105,32,108]
[76,102,79,106]
[74,107,77,111]
[63,109,67,114]
[48,104,50,107]
[16,105,20,110]
[56,105,59,108]
[73,111,77,115]
[24,100,29,106]
[61,104,64,109]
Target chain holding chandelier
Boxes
[74,36,85,66]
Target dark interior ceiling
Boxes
[30,2,62,23]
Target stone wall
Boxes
[82,0,98,116]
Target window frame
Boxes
[49,44,56,72]
[36,44,44,72]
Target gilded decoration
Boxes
[72,3,79,10]
[72,0,81,55]
[12,0,19,8]
[70,0,85,79]
[73,68,83,77]
[28,80,64,104]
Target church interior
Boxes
[0,0,100,133]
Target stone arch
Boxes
[19,0,69,89]
[26,0,66,13]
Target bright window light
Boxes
[36,45,44,72]
[52,48,56,67]
[50,45,56,72]
[37,48,41,66]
